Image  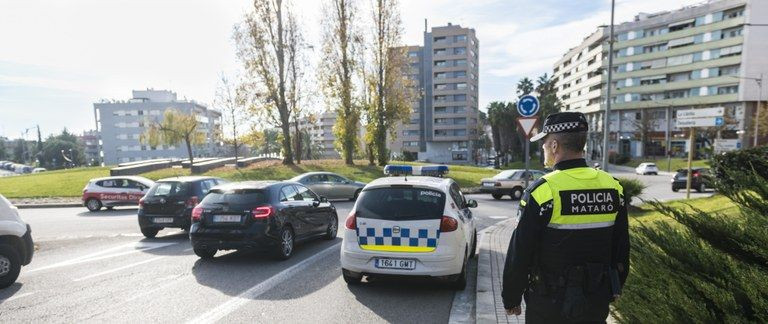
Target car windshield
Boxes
[148,181,190,197]
[492,170,519,180]
[356,187,445,221]
[645,164,657,168]
[202,189,267,205]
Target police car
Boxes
[340,165,478,289]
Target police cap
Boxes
[529,112,589,142]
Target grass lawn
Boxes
[622,157,709,172]
[0,167,111,198]
[628,194,738,227]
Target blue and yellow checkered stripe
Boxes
[357,227,440,252]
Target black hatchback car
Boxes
[671,167,712,192]
[138,176,226,238]
[189,181,338,260]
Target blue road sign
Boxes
[517,95,540,117]
[715,116,724,126]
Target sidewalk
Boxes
[475,219,617,324]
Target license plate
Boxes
[483,182,495,187]
[153,217,174,224]
[213,215,241,223]
[375,258,416,270]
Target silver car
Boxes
[289,172,366,201]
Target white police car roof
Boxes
[365,176,452,191]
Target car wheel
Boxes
[351,189,361,201]
[193,247,216,259]
[652,172,658,175]
[275,227,294,260]
[510,187,524,201]
[451,253,468,290]
[324,215,338,240]
[0,244,22,289]
[86,198,102,212]
[342,268,362,285]
[491,193,503,200]
[106,206,114,210]
[140,227,159,238]
[672,187,679,192]
[697,183,706,193]
[469,231,477,259]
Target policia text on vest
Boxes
[501,159,630,323]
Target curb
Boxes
[475,222,510,324]
[16,203,82,209]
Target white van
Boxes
[0,194,34,288]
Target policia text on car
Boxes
[501,112,630,323]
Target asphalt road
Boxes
[607,168,715,203]
[2,194,520,323]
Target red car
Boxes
[82,176,155,211]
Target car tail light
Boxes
[345,211,357,230]
[692,171,700,177]
[138,198,145,208]
[186,196,199,208]
[252,206,274,219]
[191,206,203,222]
[440,216,458,232]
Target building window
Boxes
[434,36,447,43]
[454,47,467,55]
[408,51,419,57]
[434,49,447,56]
[452,152,467,161]
[454,71,467,78]
[667,36,695,49]
[435,60,448,67]
[435,84,450,90]
[435,72,447,79]
[643,42,667,53]
[669,19,695,32]
[666,89,689,99]
[454,59,467,66]
[723,6,744,19]
[717,85,738,95]
[454,35,467,42]
[719,45,742,58]
[667,54,694,66]
[718,65,740,76]
[668,72,691,82]
[721,27,743,39]
[456,83,467,89]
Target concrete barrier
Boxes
[181,157,217,169]
[190,157,237,174]
[110,160,173,176]
[117,158,171,167]
[236,157,271,168]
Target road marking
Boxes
[488,216,508,219]
[0,291,36,303]
[29,242,177,273]
[73,256,165,282]
[186,242,341,324]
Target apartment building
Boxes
[94,89,222,165]
[298,111,340,159]
[554,0,768,158]
[78,130,101,166]
[392,23,480,164]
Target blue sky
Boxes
[0,0,695,138]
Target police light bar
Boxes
[383,165,449,177]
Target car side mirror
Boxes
[466,199,478,208]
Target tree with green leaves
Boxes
[320,0,362,165]
[37,129,85,168]
[142,109,206,170]
[516,77,534,97]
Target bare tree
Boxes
[142,109,205,172]
[320,0,362,165]
[234,0,306,165]
[365,0,413,166]
[215,73,248,167]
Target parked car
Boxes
[671,167,712,192]
[289,172,366,201]
[32,168,47,173]
[479,169,546,200]
[138,176,226,238]
[189,181,338,260]
[82,176,155,212]
[635,163,659,175]
[0,194,34,288]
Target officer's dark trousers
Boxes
[524,293,609,324]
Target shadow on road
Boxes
[0,282,24,304]
[189,238,341,298]
[76,207,138,217]
[345,275,456,322]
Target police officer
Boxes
[502,112,629,323]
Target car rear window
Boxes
[356,187,446,221]
[202,189,267,205]
[646,164,657,167]
[492,170,519,180]
[148,181,190,197]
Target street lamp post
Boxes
[601,0,616,172]
[732,74,764,146]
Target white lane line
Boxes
[186,242,341,324]
[1,291,36,303]
[29,242,177,273]
[73,256,165,282]
[488,216,508,219]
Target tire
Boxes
[342,268,362,285]
[510,187,524,201]
[86,198,102,212]
[351,189,361,201]
[451,253,468,290]
[469,231,477,259]
[672,187,679,192]
[697,183,706,193]
[491,193,503,200]
[140,227,159,238]
[274,227,294,260]
[193,247,216,259]
[0,244,22,289]
[106,206,114,210]
[652,172,658,175]
[324,215,338,240]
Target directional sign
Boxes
[517,117,539,137]
[677,107,724,118]
[676,116,724,128]
[517,95,540,117]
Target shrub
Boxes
[617,177,646,205]
[614,147,768,322]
